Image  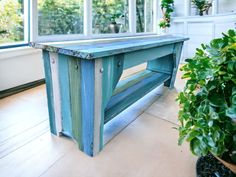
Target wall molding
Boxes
[0,79,45,99]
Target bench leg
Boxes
[43,51,124,156]
[146,42,183,88]
[80,56,124,156]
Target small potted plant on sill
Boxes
[159,0,174,33]
[177,29,236,175]
[109,13,122,34]
[192,0,212,16]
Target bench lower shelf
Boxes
[104,70,171,123]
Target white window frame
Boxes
[31,0,159,43]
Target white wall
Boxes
[0,47,44,91]
[170,14,236,61]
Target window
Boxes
[38,0,84,36]
[92,0,129,34]
[136,0,153,33]
[0,0,27,46]
[1,0,157,47]
[218,0,236,14]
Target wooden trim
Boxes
[0,79,45,99]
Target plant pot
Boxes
[199,10,204,16]
[196,154,235,176]
[160,28,169,35]
[215,156,236,174]
[109,23,120,33]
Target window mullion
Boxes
[153,0,158,34]
[23,0,29,43]
[129,0,136,34]
[84,0,92,36]
[30,0,38,42]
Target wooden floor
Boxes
[0,70,197,177]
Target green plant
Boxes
[192,0,212,16]
[177,29,236,164]
[159,0,174,29]
[38,0,83,35]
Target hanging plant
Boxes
[159,0,174,29]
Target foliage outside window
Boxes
[92,0,129,34]
[0,0,156,46]
[38,0,84,35]
[0,0,24,44]
[136,0,153,33]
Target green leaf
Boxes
[228,29,236,37]
[208,89,226,107]
[226,106,236,120]
[186,130,200,142]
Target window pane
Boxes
[136,0,153,33]
[38,0,84,36]
[218,0,236,14]
[92,0,129,34]
[0,0,24,44]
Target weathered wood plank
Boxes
[93,59,103,154]
[58,54,72,136]
[168,42,184,88]
[68,58,83,149]
[105,72,171,123]
[31,35,189,59]
[123,44,174,69]
[147,54,174,75]
[49,52,62,135]
[81,59,95,156]
[113,70,154,95]
[100,55,124,151]
[42,50,56,135]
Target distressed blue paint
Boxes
[42,50,56,135]
[147,54,174,74]
[58,54,72,136]
[81,59,95,156]
[113,70,153,95]
[108,71,156,109]
[168,42,184,88]
[31,36,189,59]
[123,44,174,69]
[105,72,171,122]
[99,55,124,150]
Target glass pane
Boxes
[92,0,129,34]
[0,0,24,44]
[173,0,185,17]
[38,0,84,36]
[136,0,153,33]
[218,0,236,14]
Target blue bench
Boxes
[31,35,188,156]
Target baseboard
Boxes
[0,79,45,99]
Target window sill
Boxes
[0,46,41,60]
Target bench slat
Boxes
[104,71,170,123]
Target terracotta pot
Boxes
[215,156,236,174]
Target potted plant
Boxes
[109,13,122,33]
[177,29,236,175]
[159,0,174,31]
[192,0,212,16]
